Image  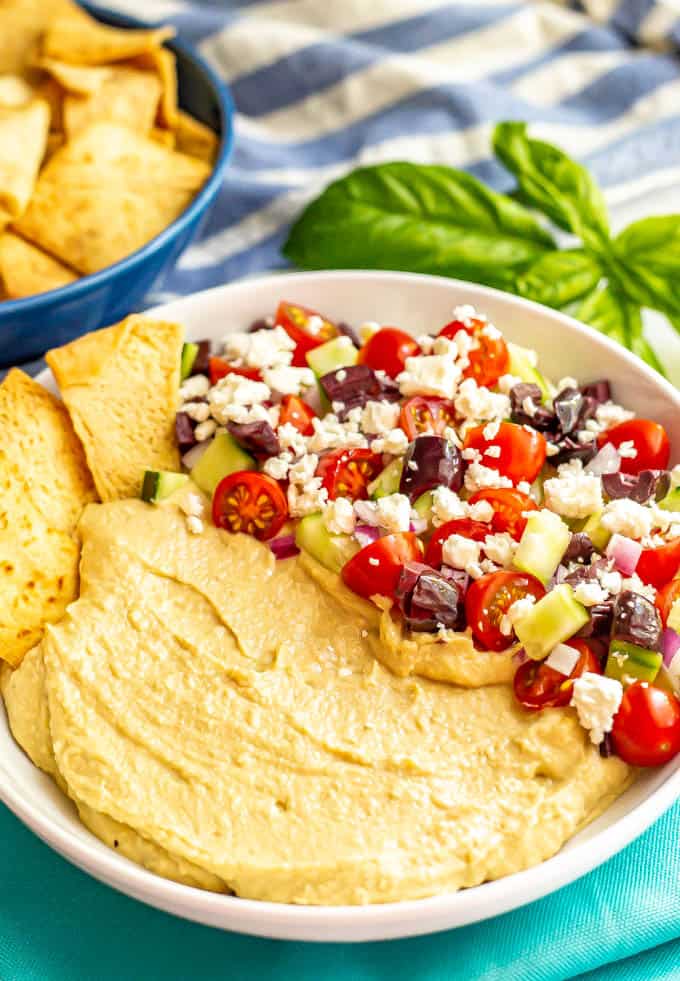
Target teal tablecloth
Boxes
[0,800,678,980]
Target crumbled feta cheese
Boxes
[483,419,501,441]
[454,378,510,422]
[185,515,204,535]
[277,422,308,457]
[557,376,578,392]
[371,428,409,456]
[498,373,522,395]
[573,581,609,607]
[577,430,597,444]
[397,354,462,399]
[617,439,637,460]
[324,497,356,535]
[263,455,291,481]
[484,445,502,459]
[180,493,205,519]
[263,365,314,396]
[483,532,516,567]
[374,493,411,533]
[571,673,623,745]
[621,574,656,602]
[358,321,381,343]
[223,324,295,369]
[306,314,325,336]
[287,478,328,517]
[452,304,478,326]
[335,368,347,383]
[182,401,210,422]
[481,322,501,340]
[416,334,435,354]
[464,462,512,493]
[431,335,458,358]
[442,534,481,574]
[545,643,580,676]
[307,415,368,453]
[194,419,217,442]
[331,401,345,414]
[361,400,401,436]
[595,401,634,430]
[543,462,603,520]
[601,499,654,540]
[521,396,537,417]
[207,375,270,425]
[462,447,482,463]
[431,486,467,525]
[179,374,210,401]
[354,499,379,525]
[546,441,560,457]
[516,481,532,496]
[598,569,623,595]
[288,453,319,486]
[469,499,494,523]
[500,594,536,636]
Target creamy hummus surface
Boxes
[2,497,632,905]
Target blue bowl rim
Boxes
[0,2,235,320]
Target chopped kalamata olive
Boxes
[562,532,595,565]
[599,732,614,758]
[576,601,614,639]
[551,435,598,467]
[397,563,465,632]
[399,435,463,501]
[612,590,662,652]
[248,317,273,333]
[192,340,212,376]
[581,380,611,405]
[553,387,584,435]
[227,421,280,457]
[395,561,432,603]
[319,364,397,419]
[175,411,196,451]
[509,383,554,430]
[336,321,361,349]
[602,469,671,504]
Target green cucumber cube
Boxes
[306,336,358,377]
[659,487,680,513]
[513,509,570,585]
[514,584,589,660]
[580,511,612,551]
[141,470,189,503]
[605,641,662,685]
[507,342,552,400]
[412,490,434,526]
[190,433,255,496]
[295,513,360,573]
[180,342,198,380]
[368,459,403,499]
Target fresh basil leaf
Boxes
[574,283,666,375]
[514,249,602,309]
[493,122,610,251]
[283,162,555,289]
[611,215,680,318]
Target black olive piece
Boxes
[611,590,662,651]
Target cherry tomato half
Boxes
[468,488,538,540]
[656,579,680,627]
[212,471,288,541]
[424,518,489,569]
[209,357,262,385]
[316,448,382,501]
[597,419,670,476]
[612,682,680,767]
[358,327,420,379]
[341,532,422,600]
[637,538,680,590]
[278,394,317,436]
[464,422,547,485]
[513,640,601,711]
[276,300,337,367]
[465,570,546,652]
[400,396,456,440]
[439,316,510,388]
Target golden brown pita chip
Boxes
[0,98,49,217]
[0,231,77,298]
[0,368,96,667]
[43,18,174,66]
[37,57,112,96]
[0,0,88,75]
[45,130,64,159]
[33,76,64,131]
[46,315,183,501]
[63,65,161,139]
[150,126,176,149]
[133,47,177,128]
[175,109,219,165]
[15,121,211,274]
[0,74,34,107]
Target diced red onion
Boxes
[513,648,529,666]
[554,564,568,584]
[605,533,642,576]
[354,524,380,547]
[586,442,621,476]
[182,439,212,470]
[662,628,680,667]
[268,534,300,560]
[581,380,611,404]
[303,383,324,417]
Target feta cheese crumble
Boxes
[397,355,461,399]
[601,499,654,540]
[361,400,401,435]
[543,461,603,520]
[545,643,580,676]
[571,673,624,745]
[324,497,356,536]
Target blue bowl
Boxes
[0,3,234,367]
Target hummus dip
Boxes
[2,496,631,905]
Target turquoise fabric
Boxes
[0,800,678,980]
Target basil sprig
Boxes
[283,121,677,375]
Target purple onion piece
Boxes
[576,601,614,639]
[562,532,595,565]
[662,627,680,667]
[319,364,386,419]
[552,436,598,467]
[191,339,212,376]
[336,321,361,349]
[399,435,463,502]
[269,534,300,560]
[581,380,611,405]
[227,421,280,457]
[602,469,671,504]
[586,442,621,476]
[175,411,196,451]
[612,590,662,651]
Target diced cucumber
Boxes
[306,336,358,377]
[413,490,434,526]
[180,342,198,380]
[659,487,680,513]
[141,470,189,503]
[368,459,403,499]
[507,341,552,400]
[515,584,589,660]
[513,510,570,584]
[190,433,255,496]
[580,511,612,551]
[605,640,662,685]
[295,513,360,574]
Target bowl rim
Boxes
[0,1,235,318]
[2,269,679,942]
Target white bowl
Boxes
[2,271,679,942]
